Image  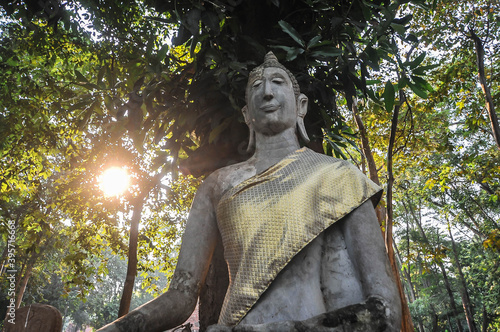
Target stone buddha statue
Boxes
[98,52,402,332]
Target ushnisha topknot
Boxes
[246,52,301,102]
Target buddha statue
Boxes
[98,52,401,332]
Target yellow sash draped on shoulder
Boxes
[216,147,382,326]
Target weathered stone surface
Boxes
[199,234,228,331]
[4,303,62,332]
[207,297,388,332]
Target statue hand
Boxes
[212,296,393,332]
[298,296,393,332]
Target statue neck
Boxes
[252,128,300,173]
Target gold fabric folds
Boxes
[216,147,382,326]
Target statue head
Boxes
[245,52,301,102]
[243,52,309,152]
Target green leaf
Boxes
[406,33,418,43]
[399,75,409,89]
[278,20,305,47]
[97,66,106,88]
[390,23,406,35]
[364,46,380,71]
[209,118,232,143]
[411,75,433,92]
[172,25,192,46]
[158,44,169,62]
[384,81,395,112]
[272,45,296,53]
[74,70,89,83]
[201,11,220,33]
[393,14,413,25]
[307,35,322,49]
[145,16,177,24]
[366,79,381,85]
[329,132,361,154]
[407,52,426,69]
[311,46,342,58]
[190,34,199,58]
[185,8,201,35]
[286,48,304,61]
[326,138,347,159]
[6,57,19,67]
[408,81,428,99]
[412,64,439,76]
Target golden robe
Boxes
[216,147,382,326]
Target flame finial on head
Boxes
[263,51,279,64]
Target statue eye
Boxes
[252,80,262,88]
[272,78,285,84]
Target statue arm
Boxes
[97,176,220,332]
[339,199,402,330]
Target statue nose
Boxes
[263,81,274,100]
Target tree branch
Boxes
[470,30,500,150]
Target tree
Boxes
[0,0,197,323]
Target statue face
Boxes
[246,67,298,136]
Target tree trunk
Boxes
[386,93,414,332]
[0,245,8,275]
[394,244,416,303]
[1,212,22,276]
[448,224,478,332]
[470,30,500,150]
[431,312,439,332]
[15,266,32,308]
[351,99,386,224]
[437,261,464,332]
[15,252,38,308]
[118,195,146,317]
[446,314,456,332]
[13,229,43,309]
[481,304,490,332]
[394,244,425,332]
[407,200,464,332]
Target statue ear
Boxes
[296,94,310,144]
[297,93,308,118]
[242,105,255,153]
[242,105,250,124]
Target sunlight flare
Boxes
[99,167,130,197]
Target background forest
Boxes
[0,0,499,331]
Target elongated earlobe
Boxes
[246,128,256,153]
[297,117,310,144]
[242,105,256,153]
[296,94,310,143]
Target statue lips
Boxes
[260,103,281,113]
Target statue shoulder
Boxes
[202,159,257,206]
[303,149,361,173]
